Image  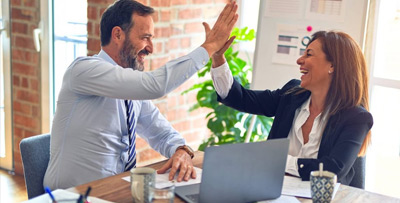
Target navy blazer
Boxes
[217,79,373,185]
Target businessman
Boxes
[43,0,238,189]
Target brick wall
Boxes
[11,0,41,175]
[87,0,229,166]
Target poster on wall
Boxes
[305,0,346,22]
[263,0,303,18]
[272,24,315,66]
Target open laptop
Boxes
[175,138,289,203]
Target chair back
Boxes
[20,133,51,199]
[349,156,366,189]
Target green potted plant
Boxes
[182,27,274,151]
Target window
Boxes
[53,0,87,113]
[365,0,400,198]
[0,0,12,170]
[40,0,87,131]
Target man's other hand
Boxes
[157,149,196,182]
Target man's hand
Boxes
[157,149,196,182]
[201,1,238,57]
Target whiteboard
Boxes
[251,0,369,90]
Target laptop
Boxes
[175,138,289,203]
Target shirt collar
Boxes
[98,49,118,66]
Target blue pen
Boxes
[44,186,57,203]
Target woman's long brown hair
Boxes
[310,31,371,156]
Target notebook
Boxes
[175,138,290,203]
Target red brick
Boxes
[150,56,169,70]
[154,102,167,114]
[181,37,191,48]
[203,6,223,19]
[13,62,36,76]
[178,8,202,19]
[167,95,178,109]
[192,116,208,129]
[21,77,29,88]
[14,127,23,138]
[182,131,204,143]
[12,22,28,34]
[138,148,163,162]
[171,0,186,6]
[87,22,93,35]
[15,36,36,50]
[23,0,37,7]
[89,0,114,5]
[23,129,38,138]
[94,23,100,36]
[99,7,107,16]
[154,27,170,38]
[152,11,159,22]
[11,8,34,21]
[160,10,170,22]
[150,0,170,7]
[30,78,39,91]
[88,6,98,20]
[185,22,203,34]
[167,38,179,49]
[11,0,22,6]
[32,106,39,117]
[215,0,229,3]
[136,137,149,149]
[16,90,39,103]
[13,101,31,115]
[13,76,20,86]
[14,159,24,175]
[153,41,164,53]
[87,38,101,53]
[171,120,190,132]
[14,114,38,129]
[171,23,184,35]
[193,0,213,3]
[136,0,148,5]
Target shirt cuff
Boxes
[285,155,300,177]
[210,62,233,99]
[187,47,210,70]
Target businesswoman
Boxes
[210,31,373,185]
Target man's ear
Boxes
[111,26,125,45]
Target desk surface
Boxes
[67,151,399,203]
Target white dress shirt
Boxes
[44,47,209,190]
[210,62,328,177]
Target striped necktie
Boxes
[124,100,137,171]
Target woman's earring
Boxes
[328,70,332,74]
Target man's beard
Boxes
[119,38,148,71]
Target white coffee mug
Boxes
[130,167,156,203]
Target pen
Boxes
[44,186,57,203]
[77,194,83,203]
[83,186,92,203]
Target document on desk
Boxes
[122,167,202,189]
[22,189,113,203]
[281,175,341,198]
[258,195,300,203]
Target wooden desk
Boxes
[67,151,399,203]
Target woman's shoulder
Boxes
[336,105,373,124]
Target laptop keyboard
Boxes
[186,194,199,202]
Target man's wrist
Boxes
[176,145,195,159]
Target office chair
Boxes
[349,156,366,189]
[20,133,51,199]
